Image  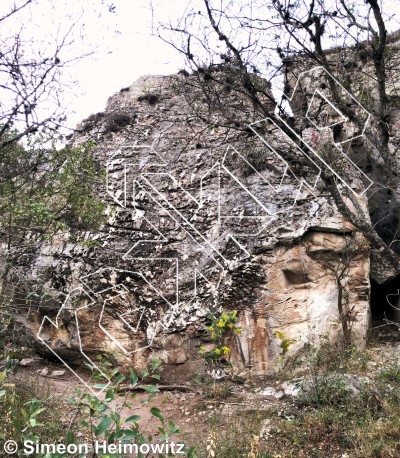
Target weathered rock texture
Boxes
[284,36,400,284]
[11,72,372,382]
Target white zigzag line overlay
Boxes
[37,65,375,396]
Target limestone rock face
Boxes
[11,73,371,382]
[284,41,400,284]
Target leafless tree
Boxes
[0,0,96,153]
[155,0,400,285]
[0,1,110,332]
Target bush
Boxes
[0,351,193,457]
[380,360,400,382]
[202,410,273,458]
[0,373,66,450]
[297,374,351,408]
[198,310,242,365]
[104,112,135,133]
[266,339,400,457]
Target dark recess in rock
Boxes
[104,112,136,133]
[137,93,159,105]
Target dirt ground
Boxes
[9,355,281,454]
[6,324,400,457]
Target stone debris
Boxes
[19,358,35,367]
[280,381,302,397]
[51,370,66,377]
[207,369,227,380]
[258,374,374,400]
[37,368,49,376]
[260,387,285,400]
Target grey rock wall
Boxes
[11,72,371,382]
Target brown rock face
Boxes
[10,72,371,382]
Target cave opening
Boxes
[369,275,400,339]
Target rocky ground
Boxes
[5,323,400,457]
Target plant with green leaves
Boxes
[0,129,107,335]
[273,330,295,365]
[67,354,195,458]
[0,344,66,456]
[198,310,242,365]
[379,360,400,382]
[0,346,196,457]
[0,133,106,250]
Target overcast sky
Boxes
[60,0,400,129]
[63,0,186,128]
[0,0,187,129]
[2,0,399,131]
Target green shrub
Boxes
[0,372,66,451]
[379,361,400,382]
[0,351,194,457]
[198,310,242,365]
[297,374,351,408]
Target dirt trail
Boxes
[9,359,234,447]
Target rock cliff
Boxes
[11,71,372,383]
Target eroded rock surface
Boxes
[10,73,371,382]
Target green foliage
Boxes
[0,134,106,249]
[80,238,103,249]
[273,330,295,363]
[198,310,242,364]
[193,371,235,401]
[271,379,400,457]
[0,385,47,445]
[0,358,65,454]
[379,360,400,382]
[0,344,37,446]
[268,342,400,458]
[0,347,191,457]
[203,382,234,401]
[200,410,273,458]
[297,374,351,408]
[69,354,184,457]
[293,337,358,408]
[294,337,370,377]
